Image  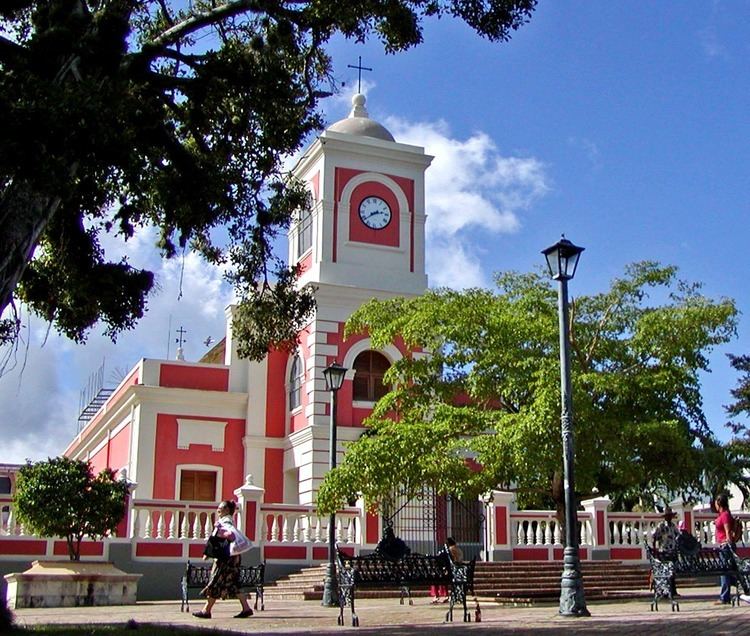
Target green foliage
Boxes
[13,457,129,560]
[318,262,739,516]
[0,1,536,356]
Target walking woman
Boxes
[193,500,254,619]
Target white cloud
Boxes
[427,240,487,290]
[386,118,549,289]
[0,226,232,464]
[0,112,549,462]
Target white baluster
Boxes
[157,512,166,538]
[614,521,622,546]
[144,510,153,539]
[302,515,311,542]
[291,516,299,542]
[347,517,355,544]
[191,515,200,539]
[131,509,141,539]
[535,521,543,545]
[336,517,343,543]
[271,515,280,542]
[181,512,190,539]
[314,517,322,542]
[516,521,523,546]
[7,509,16,535]
[169,512,177,539]
[203,513,213,539]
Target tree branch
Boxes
[146,0,266,50]
[0,33,29,68]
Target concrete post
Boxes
[581,496,611,560]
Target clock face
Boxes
[358,196,392,230]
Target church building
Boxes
[64,93,430,509]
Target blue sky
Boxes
[1,1,749,463]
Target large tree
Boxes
[317,262,740,521]
[719,353,750,504]
[13,456,129,560]
[0,0,536,358]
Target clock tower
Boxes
[289,93,433,295]
[278,94,433,506]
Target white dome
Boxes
[327,94,395,142]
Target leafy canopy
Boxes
[13,456,129,560]
[317,262,739,516]
[0,1,536,359]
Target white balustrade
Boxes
[130,501,216,540]
[258,504,360,546]
[510,512,595,547]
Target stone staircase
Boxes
[263,560,710,606]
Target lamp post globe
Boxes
[321,361,347,607]
[542,236,590,618]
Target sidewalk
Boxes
[10,587,750,635]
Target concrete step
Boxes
[262,560,708,605]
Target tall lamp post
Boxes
[541,236,590,618]
[321,361,347,607]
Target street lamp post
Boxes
[321,361,347,607]
[541,236,590,618]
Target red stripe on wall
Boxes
[366,511,380,544]
[263,448,284,503]
[263,545,307,559]
[135,542,183,558]
[189,543,206,559]
[596,510,605,544]
[610,547,642,560]
[53,541,104,557]
[552,547,587,561]
[244,501,258,542]
[312,546,328,561]
[0,539,47,555]
[513,547,549,561]
[159,364,229,391]
[495,507,508,545]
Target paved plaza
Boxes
[9,587,750,635]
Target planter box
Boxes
[4,560,141,609]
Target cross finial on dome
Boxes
[347,56,372,93]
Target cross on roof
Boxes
[175,326,187,347]
[347,56,372,93]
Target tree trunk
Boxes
[0,178,68,322]
[552,470,566,535]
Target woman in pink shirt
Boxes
[714,493,735,604]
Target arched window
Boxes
[297,209,312,257]
[289,355,303,410]
[353,351,390,402]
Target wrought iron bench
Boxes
[335,545,477,627]
[180,561,265,612]
[646,545,750,611]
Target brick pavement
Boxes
[9,587,750,635]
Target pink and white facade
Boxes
[2,97,748,598]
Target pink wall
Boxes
[266,350,288,438]
[159,364,229,391]
[263,448,284,503]
[333,167,415,259]
[152,414,245,500]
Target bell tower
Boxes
[289,94,433,296]
[281,94,433,506]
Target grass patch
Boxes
[8,623,239,635]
